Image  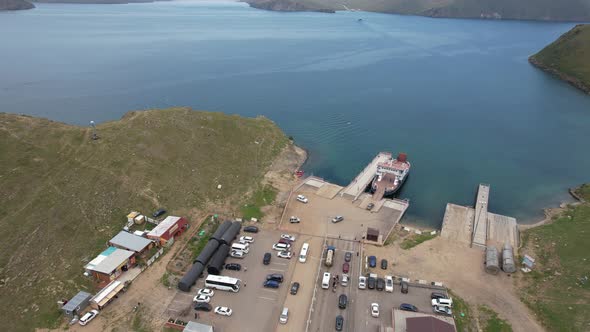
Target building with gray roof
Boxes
[61,291,92,317]
[109,230,154,254]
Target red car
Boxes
[342,262,349,273]
[278,238,293,245]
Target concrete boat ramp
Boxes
[441,184,519,248]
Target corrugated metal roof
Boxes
[87,248,134,274]
[183,321,214,332]
[109,231,152,252]
[84,247,117,271]
[91,280,123,306]
[148,216,181,238]
[62,291,92,312]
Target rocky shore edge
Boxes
[528,56,590,95]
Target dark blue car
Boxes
[263,280,280,288]
[152,208,167,218]
[399,303,418,312]
[368,256,377,268]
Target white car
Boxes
[273,243,291,251]
[385,275,394,292]
[433,305,453,316]
[230,250,245,258]
[431,298,453,308]
[280,234,296,242]
[193,294,211,303]
[289,216,301,223]
[239,236,254,243]
[371,303,380,318]
[197,288,214,297]
[78,309,99,326]
[296,195,308,203]
[358,276,366,289]
[277,251,292,259]
[214,306,233,316]
[341,273,349,286]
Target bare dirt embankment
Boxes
[366,236,543,332]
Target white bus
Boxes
[321,272,331,289]
[325,247,335,267]
[205,275,241,292]
[299,243,309,263]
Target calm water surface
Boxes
[2,1,590,227]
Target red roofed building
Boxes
[147,216,188,246]
[406,316,455,332]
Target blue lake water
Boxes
[2,1,590,227]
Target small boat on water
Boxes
[370,152,410,197]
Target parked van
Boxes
[299,243,309,263]
[79,310,99,326]
[322,272,331,289]
[325,246,335,267]
[431,297,453,308]
[231,242,250,253]
[279,307,289,324]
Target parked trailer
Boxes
[178,261,205,292]
[219,222,242,245]
[194,240,219,265]
[502,242,516,273]
[210,220,233,243]
[207,244,230,275]
[485,246,500,275]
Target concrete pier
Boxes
[341,152,391,200]
[472,184,490,247]
[441,184,518,249]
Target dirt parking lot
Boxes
[365,237,544,332]
[166,228,299,332]
[280,185,399,241]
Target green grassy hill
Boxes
[0,108,288,331]
[529,24,590,95]
[244,0,590,21]
[519,185,590,331]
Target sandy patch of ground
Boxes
[365,237,544,332]
[259,143,307,228]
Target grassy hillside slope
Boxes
[244,0,590,21]
[0,108,287,332]
[519,185,590,331]
[529,24,590,95]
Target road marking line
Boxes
[270,268,286,271]
[262,289,278,293]
[258,296,275,301]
